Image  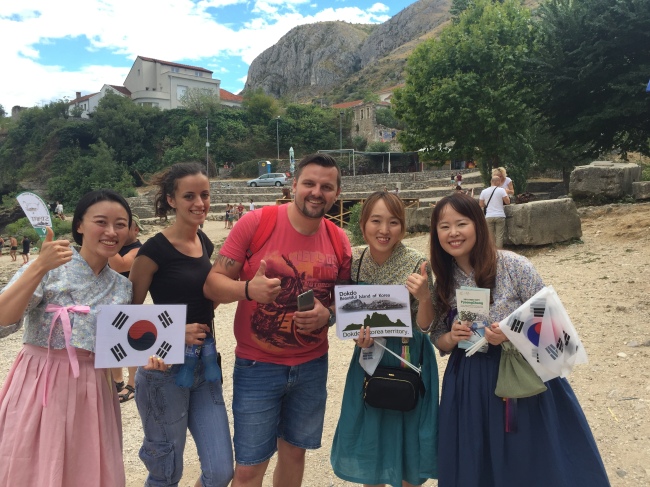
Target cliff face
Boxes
[244,0,452,99]
[358,0,452,68]
[244,22,370,98]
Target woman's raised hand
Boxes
[406,262,431,303]
[36,227,72,272]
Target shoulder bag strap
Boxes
[486,186,498,208]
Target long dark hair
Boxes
[429,192,497,314]
[151,162,207,220]
[72,189,132,246]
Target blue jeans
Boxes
[135,362,233,487]
[232,353,328,465]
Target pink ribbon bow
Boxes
[42,304,91,406]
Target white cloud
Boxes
[0,0,396,109]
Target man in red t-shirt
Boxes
[204,153,351,487]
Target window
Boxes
[171,67,180,73]
[177,85,187,100]
[194,71,203,77]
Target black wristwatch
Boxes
[327,308,336,327]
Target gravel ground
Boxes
[1,202,649,486]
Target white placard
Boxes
[334,285,412,340]
[95,304,187,368]
[16,192,52,240]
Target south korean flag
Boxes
[94,304,186,368]
[500,286,588,382]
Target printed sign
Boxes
[95,304,186,368]
[334,284,412,340]
[16,192,53,240]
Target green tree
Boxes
[242,88,279,126]
[92,92,162,171]
[162,124,205,165]
[47,139,135,207]
[0,104,5,118]
[533,0,650,159]
[393,0,537,186]
[179,88,222,117]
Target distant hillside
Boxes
[244,0,453,102]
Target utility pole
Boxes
[339,111,344,151]
[205,118,210,177]
[276,116,280,161]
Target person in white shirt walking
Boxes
[479,176,510,248]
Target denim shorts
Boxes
[232,353,328,465]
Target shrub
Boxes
[346,202,365,246]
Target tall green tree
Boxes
[394,0,537,186]
[47,139,135,207]
[92,92,162,170]
[242,88,279,126]
[533,0,650,158]
[179,88,222,117]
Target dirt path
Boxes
[1,202,649,486]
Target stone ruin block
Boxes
[505,198,582,246]
[632,182,650,201]
[570,161,641,200]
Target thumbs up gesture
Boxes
[405,261,432,303]
[247,259,282,304]
[36,227,73,272]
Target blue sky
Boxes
[0,0,417,111]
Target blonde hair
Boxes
[492,167,507,178]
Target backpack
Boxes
[243,205,344,278]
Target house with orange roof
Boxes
[219,88,243,108]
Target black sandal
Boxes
[119,385,135,403]
[114,381,125,393]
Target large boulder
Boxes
[505,199,582,246]
[570,161,641,200]
[406,206,434,233]
[632,181,650,201]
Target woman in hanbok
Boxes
[331,191,438,487]
[429,192,609,486]
[0,189,134,487]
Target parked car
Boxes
[247,173,288,187]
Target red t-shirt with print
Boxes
[219,204,351,365]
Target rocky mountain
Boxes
[244,0,453,100]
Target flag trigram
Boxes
[112,312,129,330]
[158,310,173,328]
[111,343,127,362]
[156,341,172,359]
[530,300,545,317]
[545,344,559,360]
[510,317,525,333]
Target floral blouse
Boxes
[430,250,544,354]
[0,248,133,351]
